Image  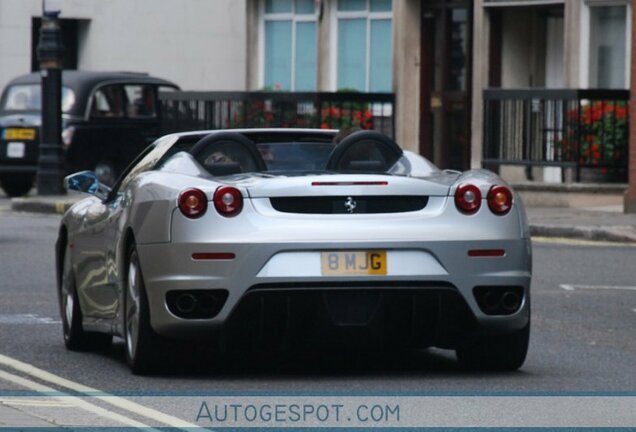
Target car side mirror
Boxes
[64,171,111,199]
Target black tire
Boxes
[0,175,33,197]
[59,242,112,351]
[456,322,530,371]
[124,243,167,374]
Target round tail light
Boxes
[455,184,482,214]
[178,188,208,219]
[214,186,243,217]
[488,185,513,215]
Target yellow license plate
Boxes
[320,250,387,276]
[4,128,36,141]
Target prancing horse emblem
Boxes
[344,197,357,213]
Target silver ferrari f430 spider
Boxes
[56,129,531,374]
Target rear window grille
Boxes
[270,196,428,214]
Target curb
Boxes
[530,224,636,243]
[10,197,79,215]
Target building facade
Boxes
[0,0,632,176]
[0,0,248,92]
[472,0,632,178]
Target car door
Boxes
[71,196,119,321]
[71,140,162,321]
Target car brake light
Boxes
[488,185,513,215]
[213,186,243,217]
[178,188,207,219]
[455,184,482,214]
[311,181,389,186]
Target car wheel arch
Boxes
[123,228,136,261]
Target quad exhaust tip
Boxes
[474,287,523,315]
[166,289,228,319]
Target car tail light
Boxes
[214,186,243,217]
[488,185,513,215]
[178,188,207,219]
[455,184,482,214]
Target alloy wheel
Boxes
[125,257,141,361]
[61,246,75,338]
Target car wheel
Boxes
[59,242,112,350]
[455,322,530,371]
[0,175,33,197]
[124,244,166,374]
[94,161,117,187]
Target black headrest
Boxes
[190,132,267,174]
[325,130,403,172]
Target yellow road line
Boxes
[55,202,67,214]
[532,236,636,247]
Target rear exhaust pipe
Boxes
[197,293,218,314]
[175,293,197,314]
[501,291,521,313]
[482,290,501,312]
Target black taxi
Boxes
[0,71,178,196]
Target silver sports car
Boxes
[56,128,531,374]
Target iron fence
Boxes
[159,91,395,138]
[483,88,629,182]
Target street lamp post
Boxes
[626,0,636,212]
[36,0,65,195]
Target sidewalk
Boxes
[527,205,636,243]
[9,191,636,244]
[0,403,59,428]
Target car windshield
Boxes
[1,84,76,112]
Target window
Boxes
[336,0,392,92]
[1,84,75,112]
[262,0,317,91]
[90,86,126,118]
[588,3,629,88]
[125,85,157,118]
[90,85,158,118]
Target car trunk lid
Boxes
[219,173,453,215]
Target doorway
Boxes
[420,0,473,171]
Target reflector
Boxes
[468,249,506,257]
[192,253,236,260]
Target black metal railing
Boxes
[159,91,395,138]
[483,88,629,182]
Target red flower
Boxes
[616,106,627,119]
[560,100,628,169]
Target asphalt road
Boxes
[0,202,635,427]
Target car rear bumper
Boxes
[136,238,531,346]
